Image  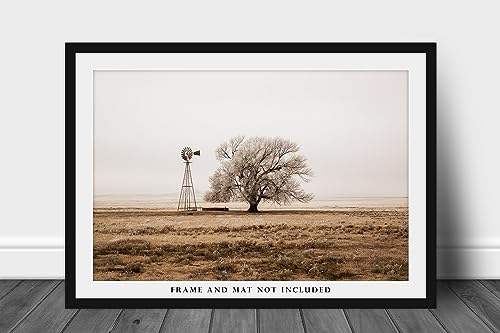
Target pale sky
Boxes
[93,70,408,199]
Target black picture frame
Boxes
[65,42,436,309]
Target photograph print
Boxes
[93,70,409,282]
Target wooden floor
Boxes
[0,281,499,332]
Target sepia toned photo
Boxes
[92,70,409,282]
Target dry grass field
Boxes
[93,207,408,281]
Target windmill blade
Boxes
[181,147,193,161]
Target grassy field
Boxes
[93,208,408,281]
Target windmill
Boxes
[177,147,200,211]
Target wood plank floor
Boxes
[0,280,499,332]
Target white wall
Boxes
[1,1,499,279]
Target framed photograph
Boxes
[66,43,436,308]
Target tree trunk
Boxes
[247,203,259,213]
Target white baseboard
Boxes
[1,246,499,279]
[0,248,65,279]
[436,247,500,279]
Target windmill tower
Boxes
[177,147,200,211]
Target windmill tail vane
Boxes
[177,147,200,211]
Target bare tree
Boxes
[204,136,313,212]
